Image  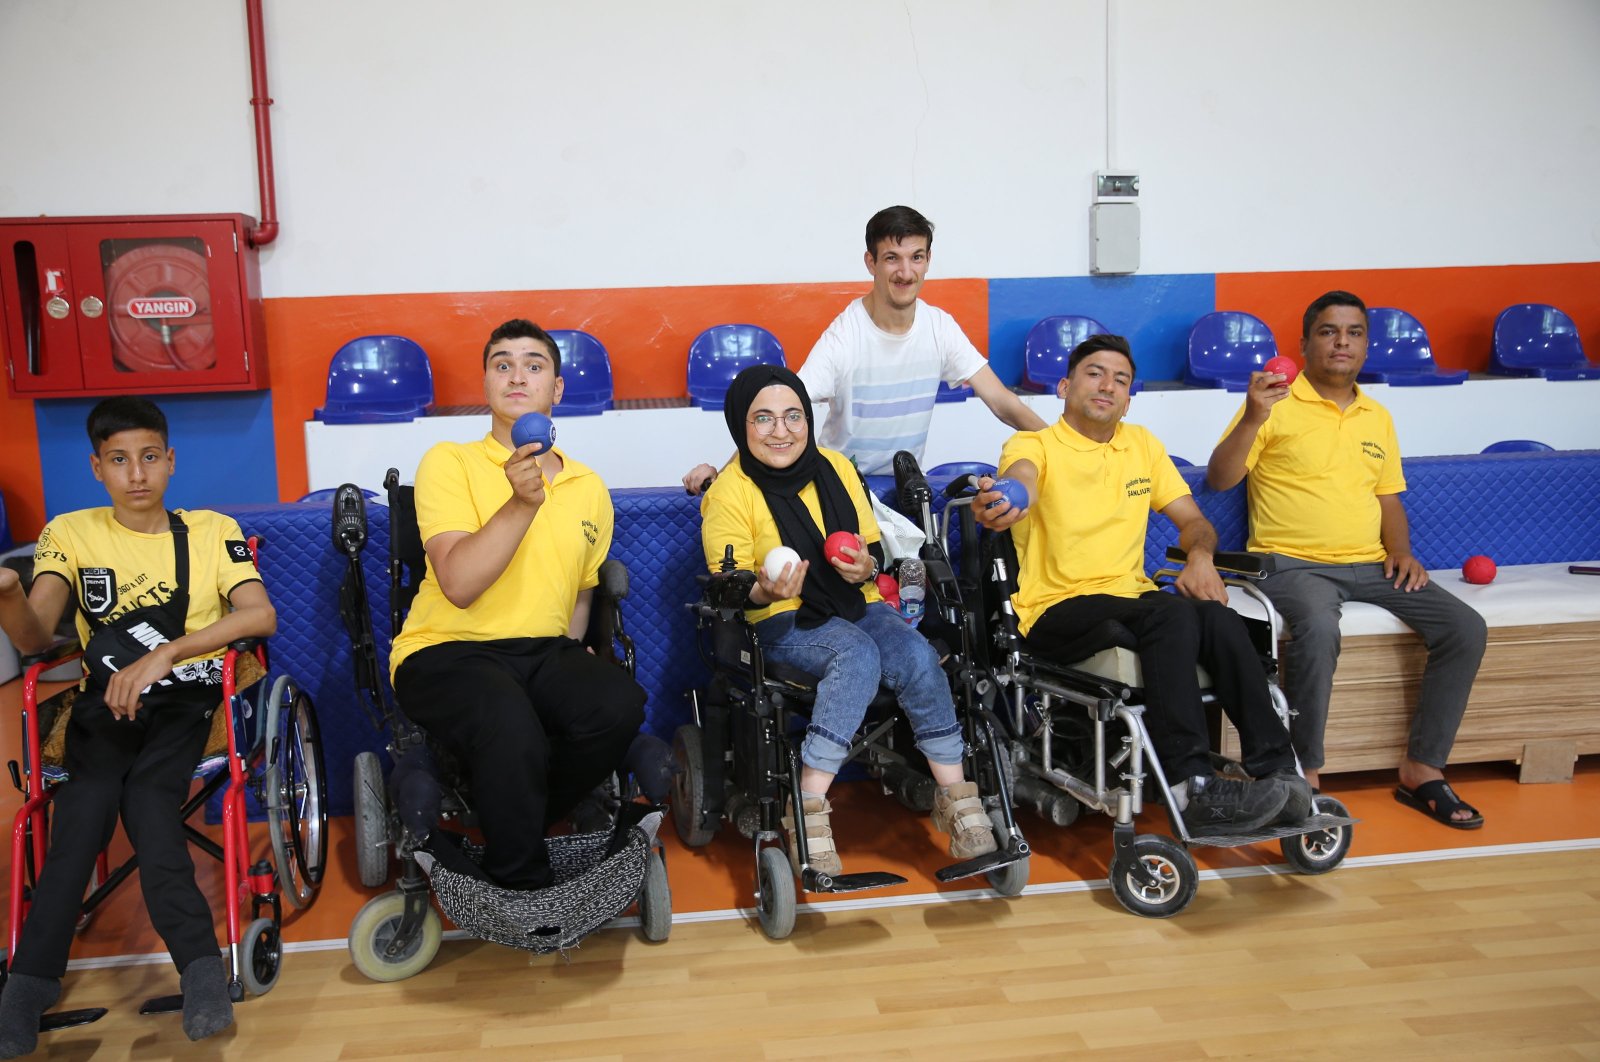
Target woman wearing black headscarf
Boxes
[699,365,996,875]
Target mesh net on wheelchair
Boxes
[415,810,661,955]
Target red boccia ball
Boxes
[875,573,900,607]
[1462,555,1497,584]
[824,531,863,564]
[1263,355,1299,386]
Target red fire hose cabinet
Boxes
[0,214,268,397]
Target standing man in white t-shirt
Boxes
[683,206,1045,491]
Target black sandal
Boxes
[1394,779,1484,830]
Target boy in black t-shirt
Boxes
[0,398,276,1055]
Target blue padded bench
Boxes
[224,450,1600,813]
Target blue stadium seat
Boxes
[314,335,434,424]
[1022,315,1109,393]
[687,324,786,411]
[548,329,614,416]
[1491,304,1600,380]
[1169,455,1193,467]
[936,381,974,403]
[926,461,998,479]
[1360,308,1468,386]
[297,487,380,503]
[1185,311,1278,391]
[1481,439,1555,454]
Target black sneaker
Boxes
[1181,774,1291,834]
[1266,769,1315,825]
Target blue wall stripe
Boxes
[986,274,1217,386]
[36,392,280,521]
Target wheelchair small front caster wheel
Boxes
[348,891,442,982]
[1110,834,1197,918]
[755,847,796,940]
[639,848,672,943]
[1280,795,1354,875]
[240,916,282,996]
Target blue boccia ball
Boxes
[987,477,1028,512]
[512,411,556,453]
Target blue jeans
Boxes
[754,603,964,776]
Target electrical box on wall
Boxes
[1090,170,1140,275]
[0,214,267,398]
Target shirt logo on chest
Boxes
[1361,440,1386,461]
[80,568,117,616]
[582,519,599,546]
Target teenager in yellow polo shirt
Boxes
[1207,291,1487,828]
[390,319,646,890]
[975,335,1308,836]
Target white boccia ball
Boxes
[762,546,802,581]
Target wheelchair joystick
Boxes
[332,483,369,556]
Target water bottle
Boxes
[898,558,926,620]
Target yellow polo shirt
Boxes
[699,448,882,624]
[390,435,611,676]
[999,419,1190,636]
[1219,375,1405,564]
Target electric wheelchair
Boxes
[338,473,670,982]
[3,534,326,1035]
[674,455,1030,940]
[940,480,1356,918]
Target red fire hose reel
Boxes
[104,243,217,373]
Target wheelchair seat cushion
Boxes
[37,652,267,779]
[1060,647,1213,691]
[416,810,662,954]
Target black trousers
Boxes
[13,685,219,979]
[1026,592,1295,782]
[394,637,646,889]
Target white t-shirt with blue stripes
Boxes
[797,298,987,475]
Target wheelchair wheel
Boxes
[639,848,672,943]
[755,846,796,940]
[348,891,442,983]
[264,677,328,910]
[671,725,718,848]
[1110,835,1198,918]
[1280,795,1354,876]
[985,809,1030,898]
[239,916,282,996]
[353,751,391,888]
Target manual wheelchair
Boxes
[939,481,1355,918]
[674,454,1030,940]
[339,472,670,982]
[3,534,326,1034]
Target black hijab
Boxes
[723,364,867,628]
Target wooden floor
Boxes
[4,676,1600,1058]
[24,849,1600,1060]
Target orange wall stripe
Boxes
[1216,262,1600,372]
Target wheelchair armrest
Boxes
[1164,546,1275,578]
[20,636,79,670]
[228,636,263,653]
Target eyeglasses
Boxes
[749,411,806,436]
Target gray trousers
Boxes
[1258,556,1487,771]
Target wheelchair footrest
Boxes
[804,870,907,894]
[40,1007,108,1032]
[1184,811,1357,850]
[934,843,1030,884]
[138,994,183,1015]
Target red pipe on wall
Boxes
[245,0,279,247]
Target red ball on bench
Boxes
[1462,555,1497,584]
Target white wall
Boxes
[2,1,1597,299]
[305,379,1600,494]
